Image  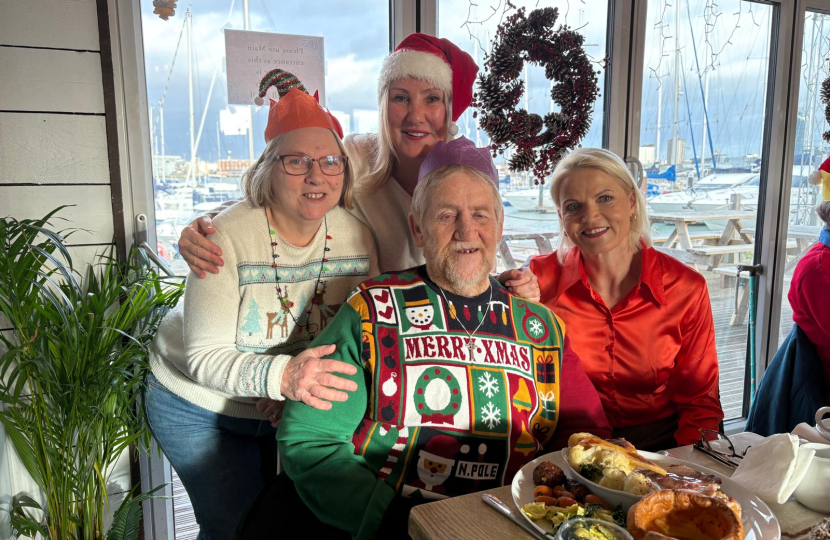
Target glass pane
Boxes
[438,0,608,270]
[141,0,389,277]
[139,2,389,537]
[638,0,773,420]
[777,12,827,351]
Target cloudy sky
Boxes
[140,0,830,169]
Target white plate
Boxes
[511,449,781,540]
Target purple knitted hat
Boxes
[417,137,499,185]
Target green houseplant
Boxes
[0,209,184,540]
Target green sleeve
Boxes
[276,301,394,539]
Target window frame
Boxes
[107,0,830,532]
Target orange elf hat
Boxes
[253,68,343,143]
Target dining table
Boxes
[407,432,828,540]
[649,210,757,268]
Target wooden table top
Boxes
[742,225,823,240]
[408,432,827,540]
[649,210,757,222]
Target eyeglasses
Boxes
[693,429,749,468]
[275,154,347,176]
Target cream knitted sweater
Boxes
[149,201,378,419]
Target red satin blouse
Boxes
[530,246,724,446]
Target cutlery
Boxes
[482,493,550,540]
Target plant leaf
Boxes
[106,497,142,540]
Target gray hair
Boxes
[548,148,652,263]
[242,130,355,209]
[410,164,504,226]
[360,83,454,196]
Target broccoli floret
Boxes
[582,503,602,519]
[612,504,626,527]
[579,463,603,483]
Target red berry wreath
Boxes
[474,6,600,183]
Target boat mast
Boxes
[187,7,195,187]
[700,18,710,173]
[802,14,823,224]
[160,104,166,184]
[244,0,255,164]
[655,25,663,167]
[671,0,681,168]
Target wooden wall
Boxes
[0,0,129,535]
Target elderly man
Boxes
[275,138,610,539]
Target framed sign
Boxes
[225,29,325,106]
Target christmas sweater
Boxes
[278,267,609,539]
[148,201,378,419]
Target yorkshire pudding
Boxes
[627,490,744,540]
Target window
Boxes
[637,0,774,420]
[141,0,390,276]
[776,10,828,350]
[437,0,610,270]
[138,2,389,536]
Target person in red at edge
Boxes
[529,148,724,450]
[791,161,830,402]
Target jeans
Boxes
[144,374,278,540]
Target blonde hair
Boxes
[410,164,504,226]
[242,129,355,210]
[548,148,652,263]
[360,82,454,195]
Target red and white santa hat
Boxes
[378,33,479,136]
[420,434,469,464]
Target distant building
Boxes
[795,109,807,154]
[152,155,181,179]
[217,159,250,176]
[667,138,686,165]
[639,144,656,166]
[353,109,379,134]
[330,110,352,137]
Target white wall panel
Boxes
[0,0,100,51]
[0,48,104,113]
[0,113,110,185]
[0,186,114,244]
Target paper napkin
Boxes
[792,422,830,444]
[730,433,816,504]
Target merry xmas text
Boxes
[403,335,531,371]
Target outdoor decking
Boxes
[168,260,794,539]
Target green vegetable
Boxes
[612,504,626,528]
[582,503,602,519]
[580,463,604,483]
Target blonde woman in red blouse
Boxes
[529,148,724,450]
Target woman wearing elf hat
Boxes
[791,161,830,401]
[177,33,539,298]
[144,71,377,539]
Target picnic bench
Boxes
[649,210,756,268]
[496,229,557,269]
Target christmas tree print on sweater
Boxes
[241,298,263,336]
[347,267,564,501]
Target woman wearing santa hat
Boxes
[177,33,539,297]
[144,71,377,539]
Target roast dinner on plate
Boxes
[520,433,745,540]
